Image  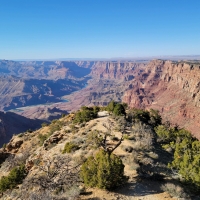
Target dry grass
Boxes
[161,183,190,199]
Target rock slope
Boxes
[0,113,178,200]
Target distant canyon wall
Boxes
[90,61,146,80]
[123,60,200,139]
[1,59,200,140]
[0,60,95,110]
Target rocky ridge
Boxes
[0,111,179,200]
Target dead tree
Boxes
[27,155,82,192]
[101,119,123,155]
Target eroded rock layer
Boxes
[123,60,200,139]
[1,59,200,143]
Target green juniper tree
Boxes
[81,150,127,189]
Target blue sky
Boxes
[0,0,200,60]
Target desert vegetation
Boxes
[81,149,128,189]
[106,100,126,116]
[0,102,199,199]
[0,164,27,193]
[155,124,200,192]
[73,106,99,124]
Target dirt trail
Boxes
[80,180,176,200]
[80,115,177,200]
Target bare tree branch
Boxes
[101,119,124,155]
[27,155,82,191]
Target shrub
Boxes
[48,120,64,134]
[106,100,116,112]
[51,119,58,124]
[155,125,174,142]
[80,150,128,189]
[62,142,79,153]
[86,130,104,149]
[65,129,71,133]
[155,125,200,191]
[121,145,133,153]
[41,122,48,127]
[73,106,98,124]
[2,143,6,149]
[149,109,162,127]
[38,133,49,146]
[127,108,150,124]
[0,164,27,192]
[61,113,66,118]
[18,133,24,137]
[106,100,126,116]
[113,103,126,116]
[127,108,162,127]
[169,137,200,190]
[161,183,189,199]
[79,122,86,128]
[69,124,76,131]
[123,134,129,140]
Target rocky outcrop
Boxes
[6,138,23,153]
[43,132,64,150]
[0,149,10,165]
[123,60,200,139]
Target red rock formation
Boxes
[123,60,200,139]
[90,61,145,80]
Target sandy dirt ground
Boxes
[80,180,176,200]
[80,115,177,200]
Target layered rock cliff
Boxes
[123,60,200,139]
[90,61,145,80]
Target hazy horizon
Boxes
[3,55,200,62]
